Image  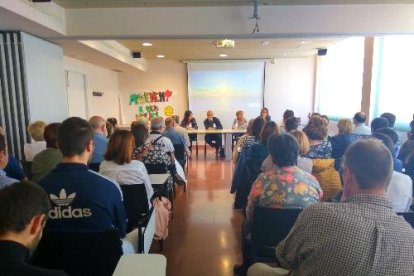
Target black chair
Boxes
[32,229,122,276]
[88,162,100,172]
[145,163,175,202]
[189,134,198,157]
[173,143,188,192]
[120,184,162,252]
[250,207,302,263]
[398,212,414,228]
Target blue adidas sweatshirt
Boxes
[38,163,127,238]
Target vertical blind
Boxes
[0,31,30,160]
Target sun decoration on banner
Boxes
[164,105,174,116]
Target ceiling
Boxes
[53,0,414,9]
[118,37,345,60]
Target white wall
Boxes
[118,60,187,125]
[22,32,68,123]
[264,57,316,126]
[63,56,121,121]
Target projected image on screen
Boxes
[188,62,264,129]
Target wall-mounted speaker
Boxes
[32,0,52,2]
[132,51,141,59]
[317,48,328,56]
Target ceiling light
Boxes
[300,41,311,44]
[261,41,270,46]
[219,54,228,58]
[142,42,152,47]
[156,54,165,58]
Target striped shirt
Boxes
[276,194,414,276]
[0,169,18,190]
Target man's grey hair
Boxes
[151,117,165,130]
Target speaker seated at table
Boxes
[203,110,224,157]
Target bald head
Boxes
[89,116,107,135]
[207,110,213,120]
[165,117,175,129]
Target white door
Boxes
[66,71,88,119]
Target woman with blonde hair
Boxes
[99,130,153,208]
[329,119,359,170]
[24,121,47,161]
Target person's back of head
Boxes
[375,127,399,146]
[372,132,395,158]
[260,121,279,144]
[303,116,328,141]
[0,134,8,169]
[251,117,266,140]
[371,117,389,133]
[106,117,118,127]
[58,117,94,158]
[131,123,149,148]
[27,121,47,142]
[337,119,353,134]
[380,112,396,128]
[88,116,106,133]
[104,130,134,165]
[268,133,299,167]
[43,123,61,149]
[171,115,180,125]
[290,130,310,156]
[342,139,392,195]
[165,117,174,129]
[285,117,299,132]
[151,116,164,131]
[283,109,295,121]
[0,181,50,249]
[353,112,367,124]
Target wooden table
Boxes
[113,254,167,276]
[187,129,246,161]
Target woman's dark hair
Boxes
[303,116,328,141]
[131,123,149,148]
[251,117,266,140]
[285,117,299,132]
[260,121,279,144]
[283,109,294,120]
[183,110,193,124]
[268,133,299,167]
[44,123,61,149]
[371,117,389,133]
[107,117,118,127]
[371,132,395,158]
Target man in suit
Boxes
[204,110,224,157]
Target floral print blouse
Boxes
[304,140,332,159]
[245,166,322,233]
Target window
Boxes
[371,36,414,130]
[315,37,365,120]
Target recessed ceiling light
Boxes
[156,54,165,58]
[261,41,270,46]
[219,54,228,57]
[300,41,311,44]
[142,42,152,47]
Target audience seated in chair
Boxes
[303,115,332,159]
[249,139,414,276]
[0,133,18,189]
[163,116,190,162]
[0,181,68,276]
[352,111,371,135]
[31,123,63,183]
[311,158,341,201]
[233,118,255,165]
[234,133,322,276]
[24,121,47,162]
[171,115,191,155]
[99,130,154,209]
[88,115,108,171]
[180,110,198,152]
[329,119,359,171]
[38,117,138,254]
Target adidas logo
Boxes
[50,189,76,206]
[48,189,92,219]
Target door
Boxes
[66,71,88,119]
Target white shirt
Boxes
[149,133,175,154]
[99,160,154,208]
[386,171,413,212]
[353,123,371,136]
[24,141,46,161]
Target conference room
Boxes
[1,1,414,275]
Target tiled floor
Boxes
[153,147,244,276]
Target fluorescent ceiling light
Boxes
[142,42,152,47]
[219,54,228,57]
[156,54,165,58]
